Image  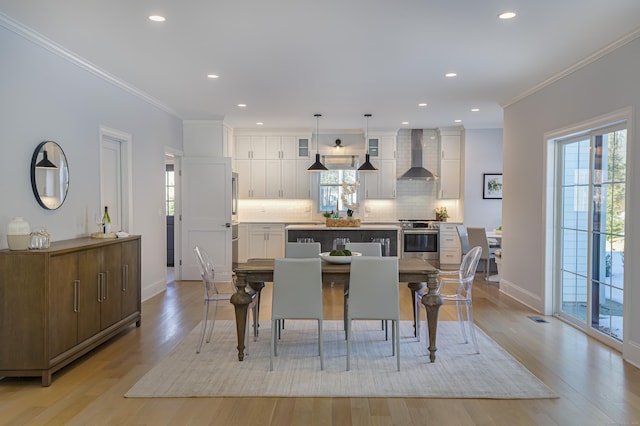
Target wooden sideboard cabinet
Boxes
[0,236,141,386]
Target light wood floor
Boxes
[2,276,640,426]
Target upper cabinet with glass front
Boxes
[363,133,396,199]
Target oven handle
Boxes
[402,230,439,234]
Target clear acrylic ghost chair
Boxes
[415,246,482,354]
[346,256,400,371]
[467,227,497,279]
[193,246,257,354]
[271,258,324,371]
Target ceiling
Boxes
[1,1,640,131]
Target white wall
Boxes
[503,36,640,365]
[0,23,183,300]
[463,128,503,229]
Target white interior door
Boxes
[101,138,122,231]
[99,126,132,233]
[181,157,233,281]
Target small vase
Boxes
[7,217,31,250]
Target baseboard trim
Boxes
[499,279,544,314]
[142,279,167,302]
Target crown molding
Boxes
[0,12,181,119]
[503,27,640,108]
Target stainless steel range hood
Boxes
[398,129,438,180]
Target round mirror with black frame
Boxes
[30,141,69,210]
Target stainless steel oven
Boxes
[400,220,439,261]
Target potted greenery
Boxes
[435,206,449,222]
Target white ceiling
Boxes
[1,1,639,131]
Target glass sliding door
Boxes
[555,124,626,344]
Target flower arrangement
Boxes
[341,179,360,217]
[435,206,449,221]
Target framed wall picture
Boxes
[483,173,503,199]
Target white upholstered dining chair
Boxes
[270,258,324,371]
[466,227,497,279]
[346,256,400,371]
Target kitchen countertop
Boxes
[286,224,401,231]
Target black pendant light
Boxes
[358,113,377,172]
[307,113,328,172]
[36,150,57,168]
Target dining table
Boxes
[231,257,442,362]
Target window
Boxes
[554,122,626,345]
[165,164,175,216]
[318,169,358,213]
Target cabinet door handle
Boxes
[97,273,103,302]
[73,280,80,313]
[104,271,109,300]
[122,264,128,292]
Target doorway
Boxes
[552,121,627,348]
[99,126,132,233]
[165,149,182,284]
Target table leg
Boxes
[421,271,442,362]
[230,271,253,361]
[407,282,426,337]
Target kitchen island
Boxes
[286,224,401,256]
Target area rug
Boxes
[125,320,556,399]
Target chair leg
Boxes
[318,319,324,371]
[196,299,210,354]
[395,319,400,372]
[270,318,278,371]
[346,318,352,371]
[456,300,468,344]
[414,292,421,342]
[206,301,218,343]
[466,303,480,354]
[391,319,396,356]
[252,302,259,342]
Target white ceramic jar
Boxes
[7,217,31,250]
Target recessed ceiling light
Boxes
[148,15,166,22]
[418,103,427,107]
[207,74,219,79]
[401,121,409,125]
[471,108,480,112]
[445,72,457,78]
[454,119,462,123]
[498,11,516,20]
[237,104,247,108]
[256,122,264,126]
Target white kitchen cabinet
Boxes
[439,223,462,266]
[235,158,266,198]
[368,135,396,160]
[266,136,299,159]
[294,159,311,198]
[236,135,266,159]
[248,224,285,259]
[438,129,462,199]
[265,159,297,198]
[238,223,249,263]
[236,134,311,199]
[363,134,396,199]
[363,158,396,199]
